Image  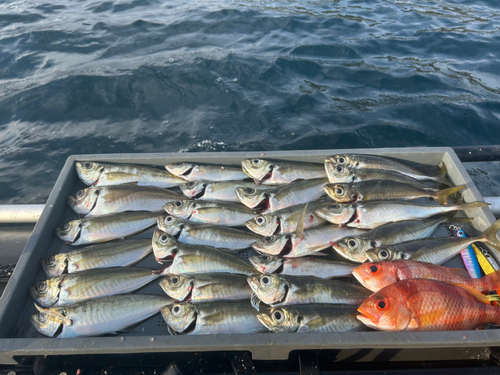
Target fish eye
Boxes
[264,236,273,242]
[83,162,93,170]
[253,159,261,164]
[256,216,265,225]
[76,190,85,198]
[369,265,379,273]
[376,300,388,310]
[261,276,272,286]
[62,222,70,231]
[336,166,343,173]
[165,216,174,223]
[244,187,255,194]
[47,256,56,265]
[272,310,285,323]
[173,163,183,167]
[160,234,169,243]
[174,201,183,208]
[338,156,346,164]
[379,250,389,260]
[335,187,343,195]
[330,204,340,210]
[37,281,47,293]
[186,182,196,187]
[347,239,358,249]
[171,276,180,285]
[172,305,183,315]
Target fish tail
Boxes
[472,270,500,293]
[432,162,452,186]
[153,266,172,276]
[480,219,500,253]
[432,185,466,205]
[455,201,490,212]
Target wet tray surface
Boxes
[0,148,498,364]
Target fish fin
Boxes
[475,323,490,330]
[448,268,471,278]
[295,203,309,241]
[480,219,500,253]
[407,317,420,330]
[481,270,500,291]
[433,162,452,186]
[310,251,329,257]
[433,185,466,205]
[251,293,262,311]
[448,283,498,305]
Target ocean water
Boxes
[0,0,499,204]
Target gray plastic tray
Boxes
[0,147,498,364]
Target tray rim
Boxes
[0,147,497,364]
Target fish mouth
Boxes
[157,253,176,264]
[253,194,270,212]
[351,270,369,289]
[357,307,377,327]
[256,313,274,331]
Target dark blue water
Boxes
[1,0,500,204]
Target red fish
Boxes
[357,279,500,331]
[352,260,500,293]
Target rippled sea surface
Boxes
[1,0,500,203]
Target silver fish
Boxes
[161,301,268,335]
[326,154,444,182]
[247,274,370,310]
[367,219,500,264]
[257,304,364,333]
[164,200,255,227]
[68,186,183,217]
[241,159,327,185]
[325,181,464,205]
[324,164,443,187]
[31,295,172,338]
[314,201,488,229]
[180,180,276,202]
[245,202,329,236]
[157,215,261,251]
[236,178,328,214]
[41,239,152,278]
[30,267,164,307]
[330,216,455,263]
[165,163,248,182]
[55,212,158,246]
[160,273,252,302]
[249,255,357,279]
[152,230,256,276]
[76,162,185,188]
[252,226,366,258]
